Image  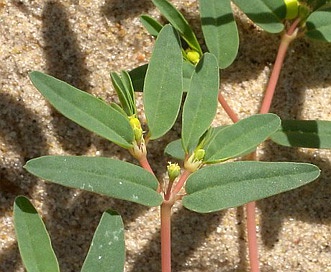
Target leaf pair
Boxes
[14,196,125,272]
[166,114,281,163]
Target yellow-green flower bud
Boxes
[129,115,143,144]
[284,0,299,19]
[184,149,205,172]
[186,49,200,65]
[194,148,205,161]
[167,162,181,182]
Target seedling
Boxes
[14,0,331,272]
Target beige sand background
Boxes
[1,0,331,271]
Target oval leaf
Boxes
[183,161,320,213]
[144,25,183,139]
[164,139,185,160]
[14,196,59,272]
[233,0,286,33]
[29,71,134,148]
[270,120,331,148]
[306,4,331,42]
[152,0,202,54]
[181,53,219,153]
[204,113,281,163]
[24,156,163,207]
[199,0,239,68]
[81,210,125,272]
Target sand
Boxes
[1,0,331,271]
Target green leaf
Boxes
[140,15,163,37]
[306,0,329,11]
[144,25,183,139]
[306,4,331,42]
[14,196,59,272]
[120,71,136,114]
[110,71,136,116]
[233,0,286,33]
[152,0,202,54]
[270,120,331,148]
[81,210,125,272]
[183,161,320,213]
[110,102,128,117]
[29,71,134,148]
[182,61,195,93]
[129,61,194,93]
[199,0,239,68]
[129,64,148,92]
[164,139,185,160]
[24,156,163,207]
[204,114,281,163]
[181,53,219,153]
[164,126,228,160]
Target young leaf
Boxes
[152,0,202,54]
[24,156,163,207]
[305,4,331,42]
[270,120,331,148]
[232,0,286,33]
[110,72,134,116]
[120,71,136,107]
[129,64,148,92]
[181,53,219,153]
[204,113,281,163]
[140,15,163,37]
[164,139,185,160]
[144,25,183,139]
[110,102,128,117]
[183,161,320,213]
[14,196,59,272]
[81,210,125,272]
[199,0,239,68]
[110,71,136,116]
[29,71,134,148]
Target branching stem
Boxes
[218,19,301,272]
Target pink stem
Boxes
[161,201,172,272]
[170,170,191,199]
[138,155,154,175]
[259,22,299,114]
[164,180,173,201]
[246,20,300,272]
[218,19,300,272]
[218,92,239,123]
[246,202,259,272]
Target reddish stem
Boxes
[218,92,239,123]
[164,180,173,201]
[246,202,259,272]
[259,23,299,114]
[138,154,155,175]
[170,169,191,199]
[161,201,172,272]
[218,20,300,272]
[247,21,299,272]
